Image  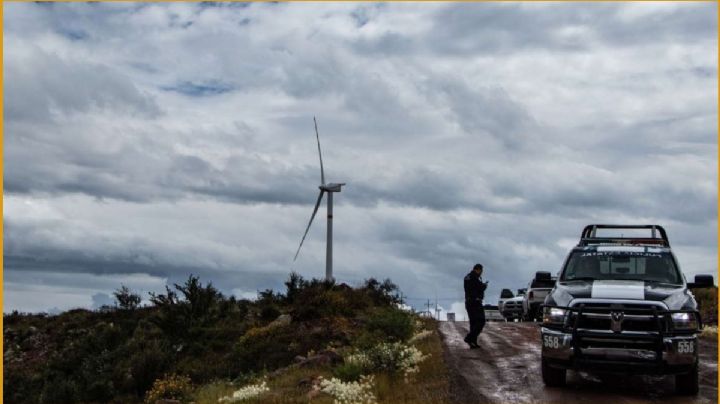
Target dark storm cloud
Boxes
[161,80,235,97]
[3,255,278,295]
[4,140,322,205]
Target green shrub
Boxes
[233,320,337,374]
[333,361,365,382]
[233,323,299,372]
[362,278,401,305]
[39,377,79,404]
[290,282,372,321]
[355,307,414,348]
[259,305,281,322]
[129,340,170,396]
[78,348,117,402]
[114,285,142,310]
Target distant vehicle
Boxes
[501,295,525,321]
[541,224,715,395]
[497,288,514,315]
[523,272,556,321]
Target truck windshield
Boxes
[561,251,681,284]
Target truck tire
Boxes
[675,364,699,395]
[541,359,566,387]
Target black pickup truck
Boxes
[540,224,715,395]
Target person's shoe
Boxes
[470,343,480,349]
[464,336,479,349]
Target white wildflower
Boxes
[345,352,372,369]
[347,342,429,383]
[396,344,427,382]
[320,375,377,404]
[217,381,269,403]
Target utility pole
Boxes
[425,299,433,318]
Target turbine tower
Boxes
[293,117,345,281]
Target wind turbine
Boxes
[293,117,345,281]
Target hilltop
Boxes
[4,273,451,404]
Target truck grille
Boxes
[568,302,669,334]
[566,302,666,361]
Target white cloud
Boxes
[4,2,717,313]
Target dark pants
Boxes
[465,300,486,343]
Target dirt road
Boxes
[439,321,718,404]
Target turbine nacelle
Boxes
[320,183,345,192]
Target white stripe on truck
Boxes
[590,280,644,300]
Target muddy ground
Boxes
[439,320,718,404]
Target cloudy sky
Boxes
[3,2,718,316]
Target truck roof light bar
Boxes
[578,224,670,247]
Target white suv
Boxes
[497,288,514,314]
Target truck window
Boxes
[562,251,681,284]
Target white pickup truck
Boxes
[523,271,556,321]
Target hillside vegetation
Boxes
[4,273,451,404]
[691,286,718,326]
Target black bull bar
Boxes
[543,304,702,365]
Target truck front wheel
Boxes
[541,359,566,387]
[675,364,699,395]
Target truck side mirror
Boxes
[535,271,551,281]
[688,274,715,288]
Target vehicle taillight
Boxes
[529,291,534,299]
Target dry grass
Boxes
[194,319,452,404]
[700,325,718,339]
[373,325,452,404]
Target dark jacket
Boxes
[464,271,487,302]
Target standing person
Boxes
[464,263,488,348]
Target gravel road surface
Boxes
[439,321,717,404]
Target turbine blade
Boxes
[314,116,325,185]
[293,191,325,261]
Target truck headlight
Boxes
[671,312,699,330]
[543,307,567,325]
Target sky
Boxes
[3,2,718,317]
